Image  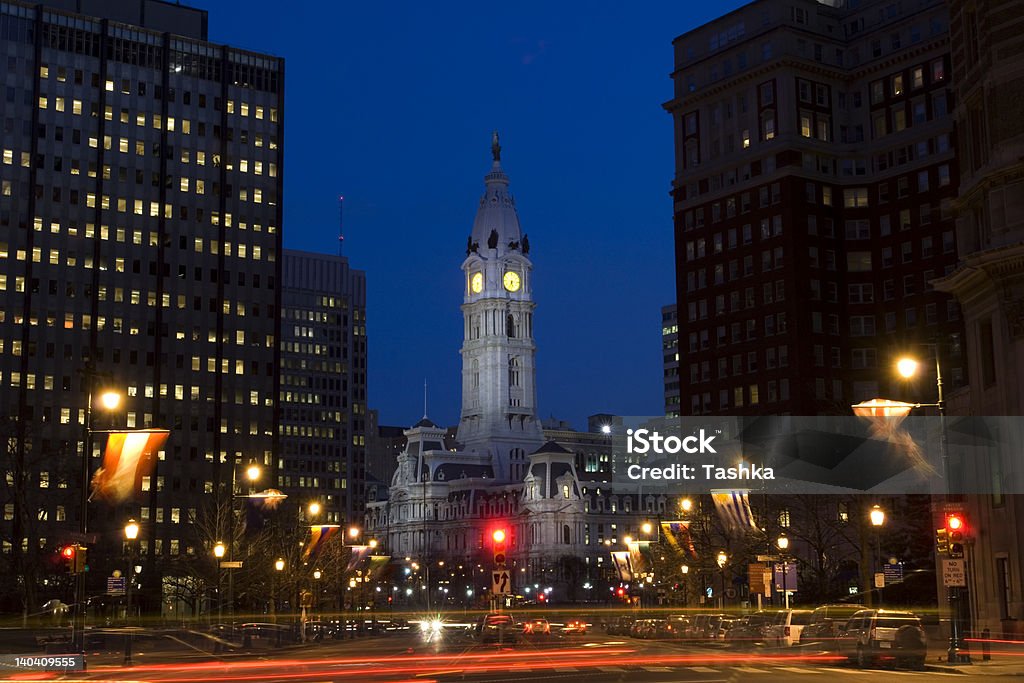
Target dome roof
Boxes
[470,132,523,254]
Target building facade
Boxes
[280,250,366,526]
[933,0,1024,636]
[0,0,283,611]
[662,304,680,417]
[665,0,965,416]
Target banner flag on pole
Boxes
[90,429,169,504]
[364,555,390,582]
[345,545,373,572]
[661,520,698,558]
[302,525,340,562]
[610,551,633,581]
[627,540,650,575]
[711,490,760,532]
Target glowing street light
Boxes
[213,541,225,559]
[776,534,789,551]
[246,464,261,483]
[641,522,653,535]
[275,558,285,572]
[680,498,693,513]
[307,501,321,517]
[896,357,920,379]
[716,551,728,568]
[870,505,886,527]
[100,391,122,411]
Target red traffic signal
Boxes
[946,514,966,558]
[61,545,76,573]
[616,586,626,597]
[492,528,507,566]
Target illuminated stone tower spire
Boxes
[457,134,543,482]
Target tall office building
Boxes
[933,0,1024,636]
[665,0,964,416]
[0,0,283,610]
[280,250,367,526]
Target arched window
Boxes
[507,313,516,338]
[563,525,571,544]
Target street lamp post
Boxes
[870,506,886,606]
[716,551,728,610]
[680,564,690,607]
[895,349,968,663]
[273,558,284,645]
[776,535,790,609]
[213,542,226,626]
[75,383,121,655]
[123,519,139,666]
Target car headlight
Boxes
[430,619,443,633]
[420,621,430,632]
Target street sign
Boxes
[942,559,966,587]
[874,572,885,588]
[883,563,904,584]
[219,560,243,569]
[107,576,126,595]
[772,562,798,592]
[491,569,511,595]
[748,563,771,597]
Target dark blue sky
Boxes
[209,0,744,429]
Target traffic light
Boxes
[616,586,626,599]
[61,545,76,573]
[492,528,507,566]
[946,514,966,559]
[62,545,87,573]
[935,527,948,554]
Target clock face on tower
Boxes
[503,270,521,292]
[470,272,483,294]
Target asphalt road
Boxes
[0,629,1014,683]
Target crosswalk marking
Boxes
[555,667,579,672]
[774,667,819,674]
[734,666,770,673]
[597,666,625,672]
[688,666,719,673]
[832,669,872,675]
[642,666,673,672]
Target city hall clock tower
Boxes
[457,133,544,482]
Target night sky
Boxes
[208,0,745,429]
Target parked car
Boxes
[523,617,551,635]
[702,613,730,640]
[768,609,814,647]
[629,618,651,638]
[685,614,713,641]
[477,613,518,643]
[666,615,691,640]
[605,615,634,636]
[704,614,738,640]
[725,612,774,649]
[837,609,927,669]
[563,618,588,634]
[800,604,866,647]
[646,619,672,639]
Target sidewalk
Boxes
[927,658,1024,676]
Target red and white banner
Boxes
[90,430,169,504]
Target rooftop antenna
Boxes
[423,379,428,420]
[337,195,345,257]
